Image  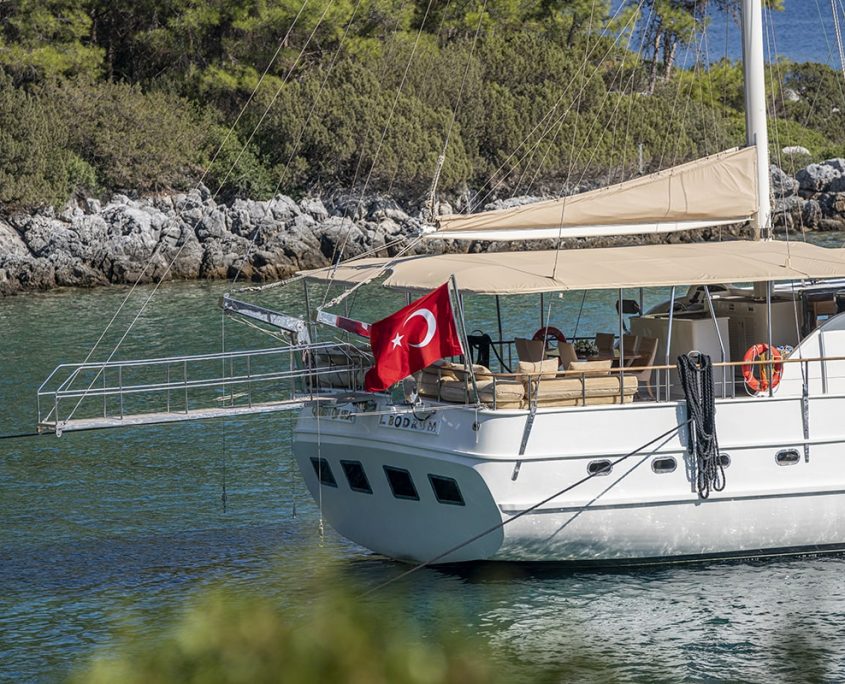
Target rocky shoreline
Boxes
[2,160,845,296]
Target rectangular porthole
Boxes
[587,460,612,476]
[429,475,465,506]
[651,457,677,474]
[310,457,337,487]
[341,460,372,494]
[776,449,800,466]
[384,466,419,500]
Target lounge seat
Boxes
[529,374,638,406]
[439,377,525,408]
[418,361,494,399]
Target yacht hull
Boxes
[293,393,845,564]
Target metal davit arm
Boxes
[220,294,311,345]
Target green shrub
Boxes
[0,73,89,209]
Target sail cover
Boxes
[433,146,758,241]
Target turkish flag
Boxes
[364,282,464,392]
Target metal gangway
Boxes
[37,341,371,435]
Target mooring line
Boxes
[361,420,691,597]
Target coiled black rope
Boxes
[677,352,725,499]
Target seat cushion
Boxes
[568,359,613,377]
[418,361,460,397]
[440,378,525,407]
[516,359,558,382]
[532,375,638,401]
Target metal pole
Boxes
[619,288,625,403]
[766,281,774,398]
[450,274,479,404]
[302,279,315,343]
[704,286,728,398]
[742,0,771,240]
[665,286,676,402]
[539,293,544,330]
[119,365,124,419]
[495,295,504,370]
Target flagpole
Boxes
[449,274,479,404]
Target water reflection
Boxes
[4,244,845,680]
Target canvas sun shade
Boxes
[430,147,758,241]
[302,241,845,295]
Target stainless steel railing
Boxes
[37,342,372,433]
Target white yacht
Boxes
[35,0,845,565]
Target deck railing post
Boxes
[166,366,171,413]
[183,360,189,414]
[118,365,124,419]
[703,286,728,398]
[664,286,676,402]
[619,288,625,404]
[247,355,252,407]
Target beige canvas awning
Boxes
[302,241,845,295]
[431,146,758,241]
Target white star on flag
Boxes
[390,333,404,349]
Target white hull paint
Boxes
[293,379,845,563]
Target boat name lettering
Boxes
[313,405,356,422]
[378,413,441,434]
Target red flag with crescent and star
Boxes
[364,282,464,392]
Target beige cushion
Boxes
[517,359,558,382]
[515,338,546,362]
[439,378,525,407]
[533,375,638,401]
[557,342,578,370]
[568,359,613,377]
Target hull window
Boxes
[341,460,372,494]
[718,453,731,468]
[776,449,800,466]
[310,457,337,487]
[651,457,677,474]
[429,475,465,506]
[587,460,612,476]
[384,466,419,500]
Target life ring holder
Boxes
[742,343,783,395]
[532,326,567,346]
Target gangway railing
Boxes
[37,342,371,435]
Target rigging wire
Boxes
[60,2,328,427]
[67,2,312,380]
[228,0,366,288]
[323,0,440,290]
[361,420,690,597]
[465,0,643,212]
[425,0,490,217]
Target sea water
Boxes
[3,248,845,681]
[611,0,844,66]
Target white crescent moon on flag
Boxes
[403,309,437,348]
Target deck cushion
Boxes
[516,358,559,382]
[531,374,638,403]
[439,378,525,407]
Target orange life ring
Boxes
[532,326,567,345]
[742,343,783,394]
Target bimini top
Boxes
[430,146,758,241]
[302,241,845,295]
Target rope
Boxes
[0,431,44,441]
[323,0,438,290]
[59,2,322,427]
[362,420,689,596]
[677,352,725,499]
[229,0,366,287]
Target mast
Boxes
[742,0,771,240]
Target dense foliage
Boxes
[0,0,839,211]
